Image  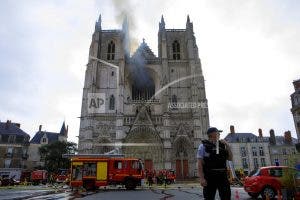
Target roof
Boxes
[0,122,29,137]
[131,39,157,60]
[273,136,298,145]
[225,133,257,143]
[59,121,67,136]
[225,132,298,145]
[30,121,67,144]
[224,132,268,143]
[30,131,59,144]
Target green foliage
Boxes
[39,141,77,173]
[287,154,299,168]
[280,154,299,189]
[281,168,297,189]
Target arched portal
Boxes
[172,136,194,179]
[123,126,163,170]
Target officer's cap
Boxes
[207,127,223,135]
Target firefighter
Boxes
[49,172,54,185]
[147,170,153,187]
[197,127,233,200]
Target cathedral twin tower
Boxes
[78,15,209,178]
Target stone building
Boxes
[27,122,68,169]
[268,129,298,166]
[224,126,271,175]
[225,125,299,174]
[0,120,30,179]
[78,15,209,178]
[291,78,300,142]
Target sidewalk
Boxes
[0,184,67,200]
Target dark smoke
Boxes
[111,0,155,95]
[129,41,155,99]
[112,0,138,55]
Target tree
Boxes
[280,154,299,199]
[39,141,77,173]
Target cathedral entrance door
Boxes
[173,136,193,179]
[183,159,188,178]
[144,159,153,171]
[124,127,163,170]
[176,159,188,179]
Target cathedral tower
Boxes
[78,15,209,178]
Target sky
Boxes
[0,0,299,144]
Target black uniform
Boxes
[202,140,231,200]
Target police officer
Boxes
[197,127,233,200]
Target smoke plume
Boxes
[112,0,139,55]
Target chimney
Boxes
[14,123,21,128]
[258,128,263,137]
[269,129,276,145]
[230,125,235,134]
[284,131,292,144]
[39,125,42,132]
[5,120,11,130]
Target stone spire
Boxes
[187,15,190,23]
[186,14,193,33]
[59,121,68,137]
[158,15,167,59]
[186,15,196,59]
[159,15,165,30]
[98,14,101,23]
[95,14,101,31]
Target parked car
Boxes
[244,166,298,199]
[0,177,20,186]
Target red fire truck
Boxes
[31,170,48,185]
[69,154,144,190]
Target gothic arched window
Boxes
[171,95,177,110]
[107,41,115,60]
[131,77,155,101]
[109,95,115,110]
[171,95,177,104]
[172,40,180,60]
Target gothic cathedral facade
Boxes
[78,15,210,178]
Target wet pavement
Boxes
[0,185,71,200]
[0,184,255,200]
[80,185,253,200]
